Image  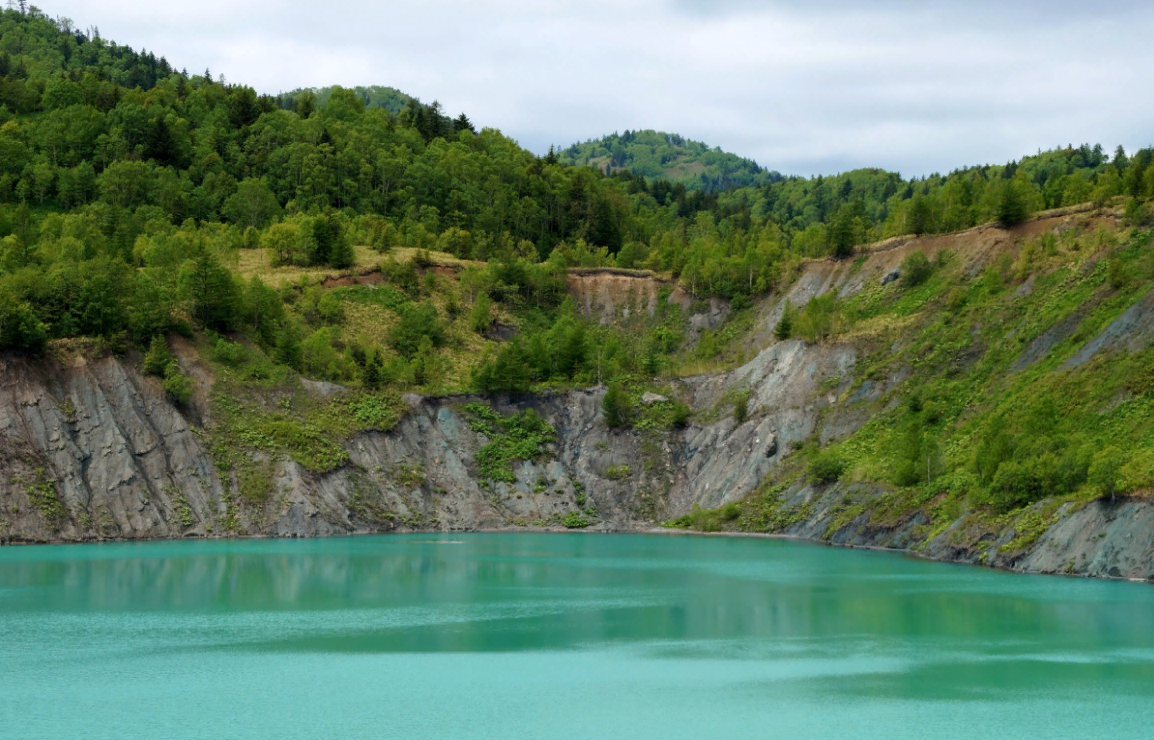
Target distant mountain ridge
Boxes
[559,129,784,192]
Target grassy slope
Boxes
[672,209,1154,554]
[197,203,1154,551]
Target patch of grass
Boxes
[666,501,742,532]
[351,392,405,429]
[235,244,381,285]
[634,397,692,431]
[462,403,557,483]
[238,464,275,506]
[604,463,633,481]
[393,464,427,489]
[170,488,196,528]
[25,469,67,530]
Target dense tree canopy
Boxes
[0,3,1151,370]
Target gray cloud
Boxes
[50,0,1154,177]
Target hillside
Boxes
[0,7,1153,579]
[4,205,1154,583]
[559,129,782,192]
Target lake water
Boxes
[1,533,1152,740]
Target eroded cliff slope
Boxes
[3,208,1153,581]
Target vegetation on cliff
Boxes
[672,213,1154,561]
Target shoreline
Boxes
[4,524,1151,585]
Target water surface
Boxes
[2,534,1152,739]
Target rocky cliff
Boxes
[2,209,1153,583]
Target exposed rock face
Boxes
[566,270,729,329]
[2,210,1152,583]
[0,336,855,543]
[749,479,1154,581]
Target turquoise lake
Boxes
[2,533,1152,739]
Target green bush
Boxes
[635,399,692,431]
[390,302,445,358]
[602,382,633,428]
[808,450,847,485]
[666,503,722,532]
[900,251,933,288]
[143,335,173,377]
[773,300,794,341]
[212,337,247,367]
[563,511,591,529]
[162,372,193,405]
[733,397,749,424]
[604,463,633,481]
[1088,446,1125,501]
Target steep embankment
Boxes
[2,209,1153,581]
[0,348,798,542]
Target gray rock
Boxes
[640,393,669,405]
[882,269,901,286]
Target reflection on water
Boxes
[1,534,1152,740]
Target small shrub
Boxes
[1107,258,1129,290]
[143,336,173,377]
[163,373,193,405]
[733,397,749,424]
[666,503,721,532]
[26,474,67,529]
[563,511,591,529]
[1089,446,1125,502]
[390,302,445,358]
[352,393,402,429]
[602,382,633,428]
[393,464,427,488]
[900,251,933,288]
[213,337,247,366]
[239,466,274,505]
[469,293,493,334]
[774,300,794,341]
[604,463,632,481]
[808,450,847,485]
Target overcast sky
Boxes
[46,0,1154,177]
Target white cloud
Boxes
[48,0,1154,176]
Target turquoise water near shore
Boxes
[2,533,1152,739]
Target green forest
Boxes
[1,3,1153,403]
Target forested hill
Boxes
[559,129,782,192]
[0,2,1152,375]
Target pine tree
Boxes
[602,382,632,428]
[362,350,382,389]
[452,112,474,134]
[276,325,302,370]
[828,207,856,259]
[143,335,173,377]
[774,301,794,341]
[995,179,1028,227]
